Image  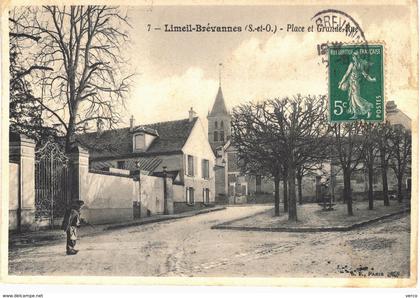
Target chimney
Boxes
[189,107,196,122]
[130,115,135,131]
[96,118,104,138]
[386,101,397,114]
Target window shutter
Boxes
[183,155,187,177]
[187,155,195,176]
[208,160,211,179]
[193,156,197,176]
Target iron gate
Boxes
[35,141,71,227]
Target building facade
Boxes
[78,109,216,213]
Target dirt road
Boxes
[9,205,411,278]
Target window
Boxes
[117,161,125,169]
[220,131,225,142]
[186,187,195,205]
[187,155,194,176]
[220,121,224,128]
[202,159,209,179]
[203,188,210,204]
[214,131,218,142]
[227,152,239,172]
[215,121,218,129]
[134,133,145,150]
[256,175,262,193]
[373,172,379,185]
[228,174,237,183]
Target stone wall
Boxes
[82,171,139,224]
[139,174,173,217]
[9,134,36,231]
[81,170,174,223]
[9,163,19,230]
[173,184,184,202]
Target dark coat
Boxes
[61,208,81,232]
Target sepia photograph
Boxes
[1,0,418,288]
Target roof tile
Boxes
[77,117,197,160]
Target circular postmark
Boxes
[312,9,367,43]
[311,9,369,68]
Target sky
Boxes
[121,4,417,126]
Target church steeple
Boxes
[209,63,228,117]
[207,63,231,151]
[209,86,228,116]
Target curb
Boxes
[10,207,226,246]
[105,206,226,231]
[211,208,410,233]
[9,233,65,246]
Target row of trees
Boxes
[231,95,411,221]
[9,6,132,152]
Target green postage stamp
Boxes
[329,44,384,122]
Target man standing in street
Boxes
[61,200,84,255]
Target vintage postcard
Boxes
[0,0,418,288]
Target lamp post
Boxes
[163,166,168,215]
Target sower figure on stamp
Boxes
[338,51,376,119]
[61,200,84,255]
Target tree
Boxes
[282,164,288,212]
[389,125,411,202]
[16,6,132,152]
[9,8,56,141]
[232,95,329,221]
[361,123,379,210]
[296,164,322,205]
[267,95,330,221]
[231,102,283,216]
[374,121,394,206]
[331,122,366,216]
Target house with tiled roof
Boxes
[77,109,216,212]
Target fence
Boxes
[34,141,71,227]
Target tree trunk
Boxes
[380,152,389,206]
[287,163,297,222]
[397,175,403,203]
[283,178,288,212]
[65,102,78,153]
[65,122,75,152]
[297,175,303,205]
[274,175,280,216]
[368,164,374,210]
[343,169,353,216]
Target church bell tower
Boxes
[207,63,231,152]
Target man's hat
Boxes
[71,200,85,207]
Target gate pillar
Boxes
[9,133,36,231]
[69,146,89,202]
